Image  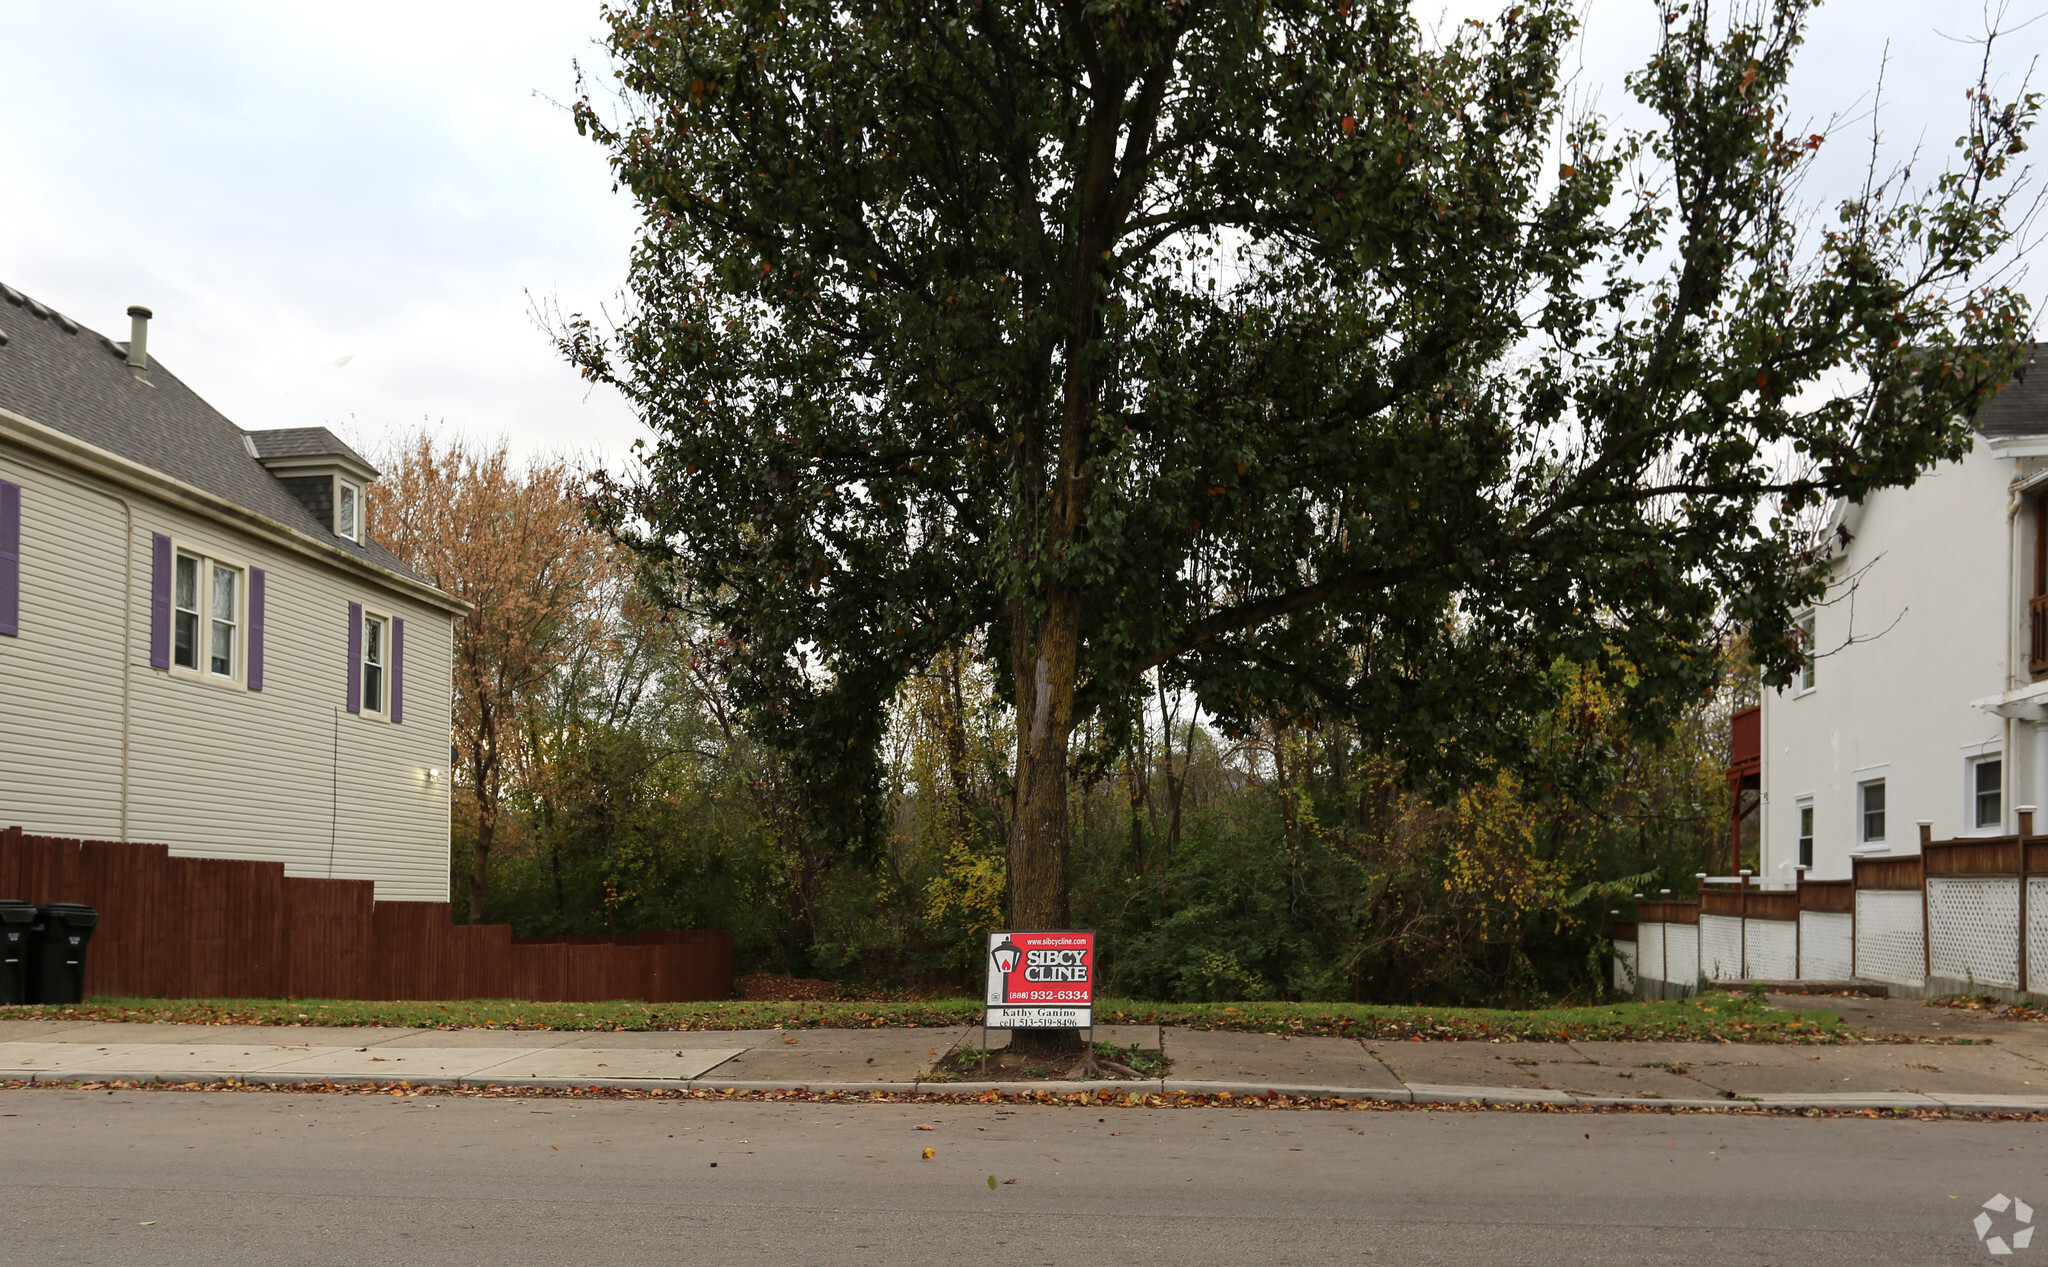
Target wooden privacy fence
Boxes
[0,827,732,1002]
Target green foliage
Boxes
[1073,657,1724,1006]
[566,0,2032,908]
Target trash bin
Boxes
[0,902,34,1005]
[30,904,97,1005]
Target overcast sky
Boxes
[3,1,2044,474]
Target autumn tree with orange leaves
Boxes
[373,434,616,922]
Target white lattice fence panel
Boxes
[1667,924,1699,986]
[2028,879,2048,994]
[1638,923,1667,982]
[1927,876,2020,988]
[1613,940,1637,992]
[1799,912,1853,979]
[1699,915,1743,981]
[1745,919,1798,980]
[1671,925,1703,986]
[1855,890,1926,985]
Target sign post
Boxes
[984,929,1095,1031]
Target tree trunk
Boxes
[470,786,496,925]
[467,709,499,925]
[1006,591,1083,1057]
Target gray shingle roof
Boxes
[0,284,428,588]
[1973,343,2048,439]
[246,426,379,474]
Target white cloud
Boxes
[0,0,641,468]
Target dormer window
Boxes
[244,427,380,544]
[337,480,361,542]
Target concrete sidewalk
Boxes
[10,997,2048,1111]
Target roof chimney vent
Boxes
[126,305,152,372]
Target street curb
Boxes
[919,1079,1161,1095]
[26,1071,2048,1113]
[1163,1079,1407,1102]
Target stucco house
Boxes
[0,284,462,900]
[1753,347,2048,883]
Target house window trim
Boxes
[1794,795,1816,870]
[1794,610,1818,695]
[167,541,248,689]
[1965,743,2005,836]
[1851,764,1892,854]
[360,608,390,717]
[335,477,362,543]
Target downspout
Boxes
[328,706,341,877]
[1760,679,1770,877]
[115,491,134,841]
[2010,463,2024,827]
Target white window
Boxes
[362,613,386,713]
[174,550,241,679]
[337,480,360,543]
[173,553,200,670]
[1796,611,1817,692]
[209,562,238,676]
[1860,779,1887,844]
[1972,756,2004,830]
[1796,798,1815,869]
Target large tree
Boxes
[564,0,2033,985]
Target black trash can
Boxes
[0,902,34,1005]
[30,904,97,1005]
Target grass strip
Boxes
[1,992,1847,1042]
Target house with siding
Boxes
[1751,346,2048,883]
[0,284,462,900]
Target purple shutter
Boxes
[390,617,404,723]
[0,479,19,637]
[247,567,266,691]
[346,601,362,713]
[149,533,172,668]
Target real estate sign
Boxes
[984,929,1094,1028]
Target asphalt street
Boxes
[5,1090,2048,1264]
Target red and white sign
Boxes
[985,930,1094,1028]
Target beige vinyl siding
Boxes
[0,448,129,839]
[0,444,455,901]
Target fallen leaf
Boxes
[783,1037,797,1045]
[916,1124,934,1131]
[987,1175,997,1190]
[140,1222,156,1227]
[921,1147,935,1160]
[550,1145,558,1150]
[1003,1178,1018,1185]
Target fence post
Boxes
[1793,867,1804,978]
[1919,822,1934,983]
[1850,855,1859,979]
[2022,808,2037,1000]
[1738,871,1751,981]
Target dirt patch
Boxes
[1929,995,2048,1024]
[924,1041,1171,1082]
[734,973,846,1002]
